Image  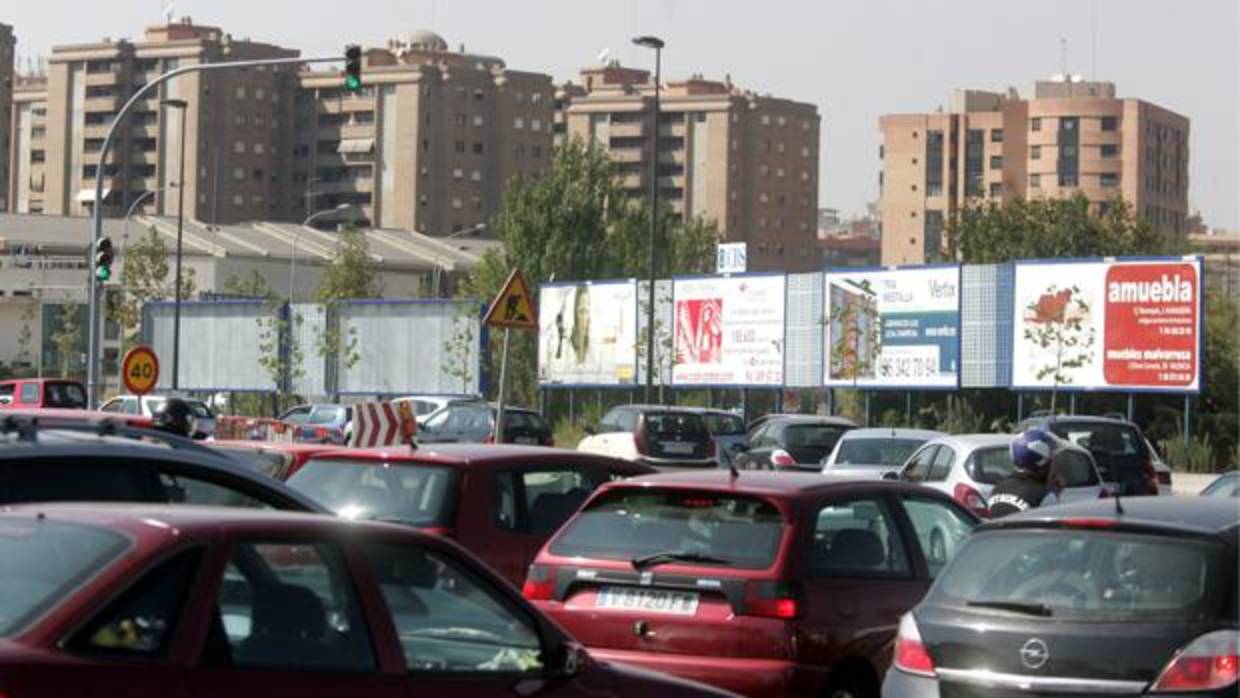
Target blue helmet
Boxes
[1011,428,1056,475]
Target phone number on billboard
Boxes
[878,356,938,380]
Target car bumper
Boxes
[882,668,938,697]
[589,647,825,698]
[637,456,719,469]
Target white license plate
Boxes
[660,441,695,455]
[514,436,537,445]
[595,586,699,615]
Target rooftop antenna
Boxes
[163,1,175,24]
[1059,37,1069,79]
[1091,0,1099,81]
[597,47,610,65]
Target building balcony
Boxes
[620,173,644,189]
[127,150,159,165]
[130,123,160,138]
[85,70,124,86]
[85,96,124,112]
[610,148,646,163]
[609,122,645,138]
[657,122,687,137]
[341,123,375,139]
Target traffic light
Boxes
[344,45,362,92]
[94,237,114,283]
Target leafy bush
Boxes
[1159,433,1216,473]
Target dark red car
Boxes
[0,503,731,697]
[209,440,345,480]
[281,444,656,585]
[525,471,980,698]
[0,378,87,409]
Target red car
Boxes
[281,444,656,585]
[0,378,87,409]
[209,440,345,480]
[0,503,731,698]
[525,471,980,698]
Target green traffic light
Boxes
[96,267,111,282]
[345,74,361,91]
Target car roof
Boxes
[0,378,77,385]
[610,404,707,414]
[934,433,1014,447]
[677,407,742,417]
[210,440,346,454]
[1023,415,1138,428]
[614,469,927,500]
[758,414,857,427]
[306,443,654,472]
[989,496,1240,536]
[838,427,944,440]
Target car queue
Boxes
[0,397,1232,698]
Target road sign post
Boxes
[483,270,539,444]
[121,345,160,396]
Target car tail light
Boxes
[633,433,647,456]
[893,612,937,677]
[742,580,801,619]
[953,483,990,518]
[770,449,797,468]
[522,564,555,601]
[542,435,555,446]
[485,434,496,444]
[1142,457,1159,491]
[1157,470,1172,486]
[1151,630,1238,693]
[315,426,328,440]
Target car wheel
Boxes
[823,671,875,698]
[929,528,947,564]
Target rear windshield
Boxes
[306,406,347,425]
[286,459,458,527]
[1049,422,1148,458]
[644,412,708,437]
[44,382,87,409]
[549,489,785,569]
[504,411,548,431]
[930,529,1230,621]
[0,519,129,636]
[215,447,293,479]
[784,424,849,451]
[1051,449,1101,487]
[834,438,926,466]
[702,413,746,436]
[968,446,1015,484]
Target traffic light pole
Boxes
[85,54,342,408]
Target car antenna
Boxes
[729,462,740,481]
[1113,490,1124,515]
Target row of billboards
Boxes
[537,256,1203,394]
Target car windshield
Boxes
[549,489,785,569]
[44,383,87,409]
[969,446,1016,484]
[784,424,849,451]
[1202,474,1239,498]
[834,437,927,466]
[703,413,746,436]
[0,519,129,636]
[931,529,1229,621]
[306,406,346,425]
[645,412,708,438]
[286,459,457,527]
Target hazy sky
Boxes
[8,0,1239,228]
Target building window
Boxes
[451,197,462,209]
[1059,116,1079,132]
[253,143,265,154]
[990,155,1003,170]
[473,142,484,155]
[1030,145,1041,160]
[1100,172,1120,187]
[1101,143,1119,158]
[233,167,245,181]
[531,119,542,132]
[1030,117,1041,132]
[1030,173,1041,188]
[453,113,466,125]
[990,129,1004,143]
[1101,116,1118,131]
[1060,145,1078,157]
[472,114,484,126]
[233,195,244,206]
[513,144,525,159]
[514,117,524,129]
[235,86,246,99]
[452,168,463,179]
[454,140,465,153]
[471,170,481,182]
[1058,173,1079,187]
[989,182,1002,197]
[531,146,542,159]
[255,88,265,100]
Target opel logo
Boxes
[1019,638,1050,670]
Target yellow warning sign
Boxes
[483,269,538,330]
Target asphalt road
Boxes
[1172,472,1217,496]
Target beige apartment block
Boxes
[293,31,554,234]
[28,18,298,224]
[880,79,1189,265]
[8,75,48,215]
[561,62,821,272]
[0,24,14,211]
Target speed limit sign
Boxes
[122,345,160,396]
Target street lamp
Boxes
[290,204,357,302]
[161,98,188,391]
[632,34,664,403]
[431,222,486,297]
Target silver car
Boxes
[99,394,217,440]
[822,427,944,479]
[682,408,748,468]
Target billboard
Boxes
[824,266,961,388]
[672,274,785,386]
[1012,257,1202,392]
[538,280,638,386]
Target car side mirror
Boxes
[881,470,900,481]
[548,641,584,677]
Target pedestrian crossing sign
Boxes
[484,269,538,330]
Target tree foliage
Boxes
[51,301,83,378]
[460,137,719,406]
[222,272,305,408]
[947,194,1170,263]
[316,226,382,304]
[111,226,198,341]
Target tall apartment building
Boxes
[880,79,1190,265]
[8,74,47,214]
[0,24,15,211]
[10,18,299,223]
[291,31,553,233]
[561,62,821,272]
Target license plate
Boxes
[595,586,699,615]
[514,436,537,445]
[660,441,695,455]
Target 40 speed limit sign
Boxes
[122,346,160,395]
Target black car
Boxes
[884,497,1239,697]
[1018,415,1165,496]
[419,401,554,446]
[735,414,856,471]
[0,416,324,512]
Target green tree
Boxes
[222,272,305,409]
[442,309,478,395]
[15,301,36,376]
[461,137,719,406]
[314,226,379,390]
[51,301,83,378]
[111,226,197,345]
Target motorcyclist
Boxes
[153,397,196,439]
[989,427,1061,518]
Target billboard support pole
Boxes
[1069,393,1076,415]
[905,392,912,424]
[1127,393,1134,421]
[826,388,834,416]
[1183,394,1190,447]
[568,389,574,424]
[596,390,602,418]
[864,391,871,427]
[495,328,511,443]
[1017,393,1024,422]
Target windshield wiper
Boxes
[631,550,733,571]
[966,600,1054,617]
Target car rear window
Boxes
[644,412,709,438]
[834,438,926,466]
[0,519,129,636]
[44,382,87,409]
[286,459,458,527]
[1050,422,1147,458]
[1051,449,1101,487]
[968,446,1015,484]
[306,406,346,425]
[784,424,849,451]
[504,411,548,431]
[549,489,785,569]
[702,413,746,436]
[930,529,1230,621]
